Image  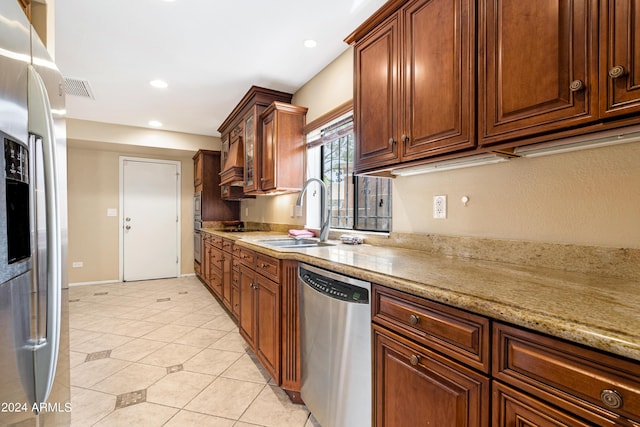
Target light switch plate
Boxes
[433,195,447,219]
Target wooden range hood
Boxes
[219,134,244,186]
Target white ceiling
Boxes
[54,0,387,137]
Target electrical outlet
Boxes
[72,261,83,268]
[433,195,447,219]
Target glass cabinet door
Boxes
[244,113,256,192]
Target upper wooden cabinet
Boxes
[348,0,640,172]
[480,0,640,147]
[479,0,599,146]
[600,0,640,118]
[260,102,308,192]
[217,86,293,197]
[193,150,239,222]
[348,0,476,173]
[17,0,31,20]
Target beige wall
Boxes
[242,47,640,250]
[393,141,640,248]
[66,123,221,284]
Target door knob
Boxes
[125,225,131,230]
[126,217,131,222]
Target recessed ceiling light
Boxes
[149,120,163,127]
[304,39,317,48]
[150,79,168,89]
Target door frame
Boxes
[118,156,182,282]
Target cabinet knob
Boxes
[125,225,131,230]
[408,314,420,325]
[401,134,410,143]
[600,389,623,409]
[569,80,585,92]
[608,65,627,79]
[409,354,420,366]
[260,263,267,268]
[389,138,396,146]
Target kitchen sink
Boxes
[258,238,335,248]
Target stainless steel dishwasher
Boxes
[298,263,371,427]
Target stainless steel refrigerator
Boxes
[1,2,70,426]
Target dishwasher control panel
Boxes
[300,266,369,303]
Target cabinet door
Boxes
[354,14,401,172]
[256,274,281,384]
[402,0,475,160]
[261,110,276,191]
[493,382,598,427]
[239,265,257,349]
[222,252,233,310]
[374,325,489,427]
[193,151,203,189]
[600,0,640,117]
[244,113,258,193]
[479,0,598,146]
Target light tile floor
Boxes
[69,276,321,427]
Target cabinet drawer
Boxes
[222,239,233,253]
[210,235,223,249]
[255,253,280,282]
[372,285,490,373]
[209,248,223,273]
[237,247,255,268]
[492,381,600,427]
[493,322,640,424]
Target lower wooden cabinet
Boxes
[238,263,257,348]
[493,381,595,427]
[373,324,490,427]
[493,322,640,426]
[238,253,282,384]
[255,273,281,382]
[221,239,233,311]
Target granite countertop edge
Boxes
[201,229,640,362]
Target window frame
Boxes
[304,103,392,234]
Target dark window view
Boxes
[320,119,391,232]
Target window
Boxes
[307,113,392,233]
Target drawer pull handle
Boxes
[260,263,267,268]
[409,355,420,366]
[569,79,585,92]
[600,389,623,409]
[408,314,420,325]
[608,65,627,79]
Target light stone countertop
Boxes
[201,228,640,362]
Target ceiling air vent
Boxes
[64,77,95,99]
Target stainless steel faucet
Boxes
[296,178,330,242]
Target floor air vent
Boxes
[64,77,95,99]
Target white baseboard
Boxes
[68,279,120,287]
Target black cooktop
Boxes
[221,228,262,233]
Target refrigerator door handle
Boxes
[27,64,61,408]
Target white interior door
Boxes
[121,158,180,281]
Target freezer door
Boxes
[26,64,63,409]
